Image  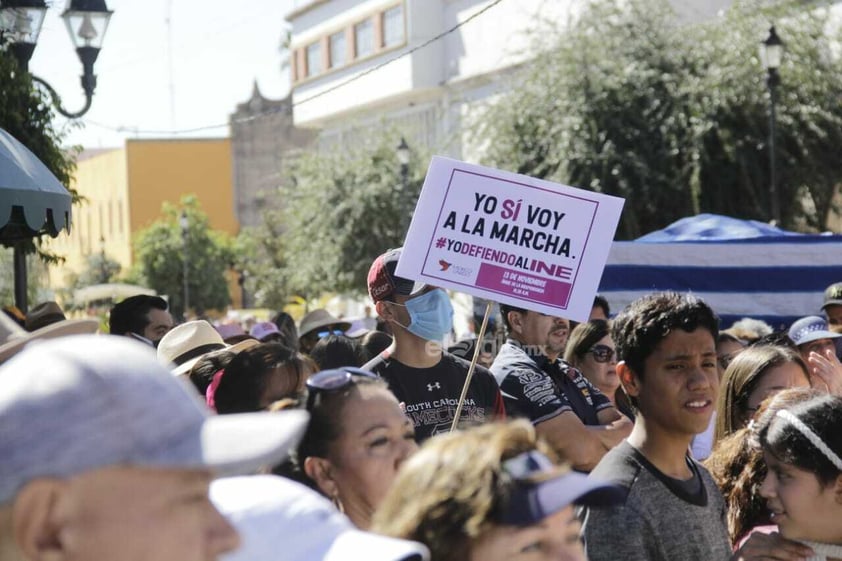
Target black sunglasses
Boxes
[305,366,379,409]
[587,344,615,363]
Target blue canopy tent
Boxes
[598,214,842,330]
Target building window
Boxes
[383,5,404,47]
[329,30,346,68]
[355,18,374,58]
[306,41,322,76]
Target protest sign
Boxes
[397,156,624,322]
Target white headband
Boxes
[775,410,842,471]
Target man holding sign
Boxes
[391,156,625,445]
[363,248,505,441]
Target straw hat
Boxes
[0,310,99,364]
[298,310,351,339]
[157,320,259,376]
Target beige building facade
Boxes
[47,138,238,292]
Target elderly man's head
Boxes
[0,335,308,561]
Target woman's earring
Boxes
[332,494,345,514]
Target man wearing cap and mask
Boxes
[362,247,505,441]
[0,335,309,561]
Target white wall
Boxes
[289,0,579,127]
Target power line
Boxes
[79,0,507,136]
[292,0,506,107]
[83,103,291,135]
[83,119,229,135]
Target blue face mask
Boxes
[392,289,454,342]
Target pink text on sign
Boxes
[475,262,572,308]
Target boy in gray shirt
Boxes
[580,292,813,561]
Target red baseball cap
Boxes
[367,248,426,303]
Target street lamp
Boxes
[238,269,247,309]
[396,137,410,189]
[395,137,411,233]
[0,0,113,118]
[99,234,107,283]
[180,210,189,319]
[761,25,784,225]
[229,262,248,309]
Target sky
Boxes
[31,0,297,148]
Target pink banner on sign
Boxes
[475,262,572,308]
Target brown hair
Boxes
[214,343,316,414]
[714,345,808,443]
[371,421,560,561]
[706,387,820,544]
[564,320,609,365]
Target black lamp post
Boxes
[395,137,411,233]
[761,25,784,225]
[396,137,410,189]
[99,234,107,283]
[0,0,113,118]
[229,262,248,309]
[237,268,247,309]
[180,210,189,319]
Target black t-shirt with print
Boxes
[363,351,506,441]
[490,339,613,426]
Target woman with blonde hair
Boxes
[372,420,621,561]
[714,345,810,444]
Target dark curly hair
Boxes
[611,292,719,408]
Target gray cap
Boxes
[788,315,842,347]
[0,335,309,504]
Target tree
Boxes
[240,136,427,305]
[77,250,122,286]
[131,196,235,319]
[476,0,842,238]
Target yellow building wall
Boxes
[125,139,238,235]
[47,148,131,289]
[47,138,239,296]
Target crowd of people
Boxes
[2,249,842,561]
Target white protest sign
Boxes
[396,156,625,322]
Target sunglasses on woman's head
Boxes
[587,344,615,363]
[305,366,379,410]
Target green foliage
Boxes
[0,47,77,193]
[0,247,46,305]
[0,44,80,292]
[240,137,426,305]
[77,251,122,286]
[131,196,235,318]
[477,0,842,237]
